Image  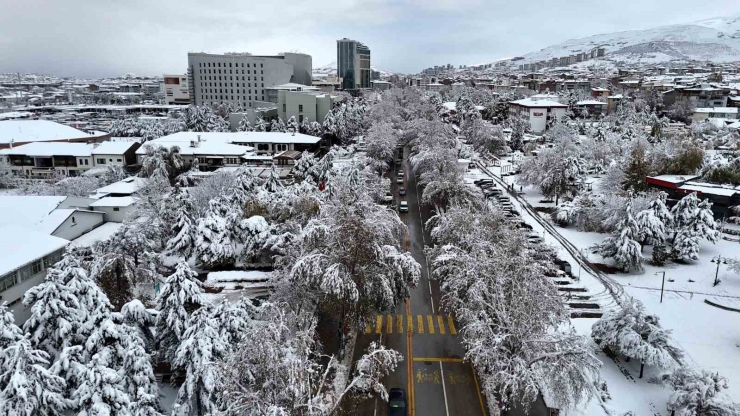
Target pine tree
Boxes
[623,144,652,192]
[72,353,132,416]
[0,303,23,351]
[309,121,323,137]
[253,116,267,132]
[120,326,163,416]
[294,151,318,182]
[666,367,736,416]
[671,193,719,261]
[172,305,226,416]
[593,200,644,272]
[299,118,311,135]
[635,208,666,248]
[90,253,135,311]
[23,273,82,353]
[155,261,203,364]
[286,115,299,134]
[237,115,253,132]
[263,165,284,193]
[232,167,259,206]
[165,189,197,259]
[0,336,71,416]
[209,300,252,345]
[195,198,239,270]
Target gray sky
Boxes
[1,0,740,78]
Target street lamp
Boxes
[711,256,728,287]
[654,271,666,303]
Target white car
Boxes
[397,177,403,184]
[383,192,393,203]
[399,201,409,213]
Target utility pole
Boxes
[655,271,666,303]
[712,256,727,287]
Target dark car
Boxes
[399,187,407,196]
[388,388,407,416]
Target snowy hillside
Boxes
[312,61,394,78]
[520,14,740,65]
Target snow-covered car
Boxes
[396,178,403,185]
[383,192,393,203]
[399,188,406,196]
[399,201,409,212]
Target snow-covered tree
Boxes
[635,208,667,249]
[517,135,586,205]
[171,305,226,416]
[0,303,23,351]
[210,300,252,345]
[270,117,286,133]
[72,353,132,416]
[164,188,197,259]
[262,165,283,193]
[285,115,298,134]
[120,325,163,416]
[23,270,82,352]
[365,121,397,174]
[0,335,70,416]
[195,198,239,269]
[154,261,203,365]
[237,115,253,132]
[120,300,157,351]
[90,253,135,311]
[253,116,267,132]
[671,193,719,261]
[593,200,644,272]
[592,297,683,378]
[293,151,318,183]
[666,367,738,416]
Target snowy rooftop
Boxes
[91,141,138,154]
[679,183,739,197]
[694,107,738,114]
[72,222,123,247]
[442,102,486,112]
[0,111,33,120]
[94,177,147,196]
[89,196,138,207]
[576,100,607,106]
[35,208,102,234]
[509,98,567,108]
[0,120,106,144]
[0,225,68,277]
[0,196,67,229]
[268,83,318,91]
[0,142,93,157]
[229,132,322,145]
[647,174,700,184]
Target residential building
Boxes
[0,120,110,150]
[229,131,324,155]
[678,84,728,108]
[508,98,567,133]
[312,76,342,93]
[0,226,68,322]
[265,83,319,104]
[0,196,104,241]
[89,197,138,223]
[575,100,608,117]
[692,107,739,121]
[0,141,138,178]
[93,177,148,198]
[162,74,190,105]
[337,38,371,90]
[187,51,312,109]
[276,89,339,124]
[371,80,392,91]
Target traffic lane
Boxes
[441,361,486,416]
[413,360,448,416]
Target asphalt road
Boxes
[341,147,488,416]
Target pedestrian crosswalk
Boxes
[365,314,457,335]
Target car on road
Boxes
[397,170,404,176]
[382,192,393,203]
[399,187,406,196]
[396,178,403,184]
[475,179,493,185]
[399,201,409,213]
[388,388,407,416]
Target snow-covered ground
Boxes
[476,167,740,415]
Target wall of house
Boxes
[93,153,126,166]
[1,249,64,323]
[95,205,135,223]
[51,211,104,241]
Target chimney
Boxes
[190,140,196,148]
[197,134,201,142]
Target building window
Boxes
[44,251,62,268]
[113,207,120,212]
[31,260,42,275]
[298,104,303,112]
[283,104,286,112]
[71,216,76,226]
[299,115,304,123]
[117,159,122,162]
[97,158,106,165]
[257,144,269,151]
[0,272,16,292]
[276,144,288,152]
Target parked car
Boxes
[396,178,403,184]
[388,388,408,416]
[383,192,393,203]
[474,179,493,185]
[399,187,407,196]
[399,201,409,213]
[397,170,404,176]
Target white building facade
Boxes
[508,98,567,133]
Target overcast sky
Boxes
[2,0,740,78]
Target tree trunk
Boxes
[639,362,644,379]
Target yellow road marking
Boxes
[447,316,457,335]
[375,315,383,334]
[407,315,413,333]
[413,357,464,363]
[387,315,393,334]
[397,314,403,333]
[365,324,371,334]
[427,315,435,334]
[417,315,424,334]
[471,362,487,416]
[437,315,446,335]
[405,299,415,416]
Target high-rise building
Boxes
[162,74,190,105]
[187,52,312,109]
[337,38,371,90]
